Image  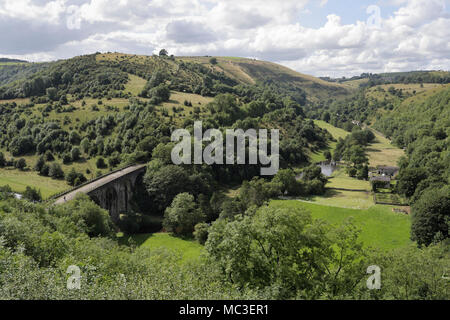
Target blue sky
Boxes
[0,0,449,77]
[300,0,400,28]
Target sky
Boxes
[0,0,449,77]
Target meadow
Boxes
[0,168,68,198]
[310,120,349,162]
[365,128,404,167]
[270,200,411,250]
[119,232,204,264]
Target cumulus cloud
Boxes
[0,0,449,77]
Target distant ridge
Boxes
[0,58,28,63]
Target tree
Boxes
[163,193,205,236]
[44,150,54,161]
[15,158,27,170]
[66,168,79,186]
[324,150,332,161]
[193,223,209,244]
[34,156,46,172]
[144,164,190,212]
[46,87,58,101]
[273,169,302,196]
[397,168,428,198]
[209,57,217,65]
[411,186,449,246]
[206,206,368,299]
[49,163,64,179]
[96,157,107,169]
[0,152,6,167]
[71,147,81,162]
[23,186,42,202]
[357,165,369,180]
[62,153,72,164]
[80,138,90,154]
[159,49,168,56]
[9,136,34,156]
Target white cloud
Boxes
[0,0,449,77]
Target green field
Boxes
[366,128,404,167]
[326,168,371,191]
[270,200,411,250]
[119,233,204,264]
[297,189,374,209]
[311,120,350,162]
[0,168,68,198]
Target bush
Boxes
[96,157,107,169]
[23,186,42,202]
[163,193,205,236]
[49,163,64,179]
[15,158,27,170]
[411,186,450,246]
[193,223,209,244]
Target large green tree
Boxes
[411,186,450,246]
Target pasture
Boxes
[270,200,411,250]
[366,128,404,167]
[119,232,204,264]
[0,168,68,199]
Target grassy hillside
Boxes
[119,232,204,264]
[181,56,351,101]
[270,200,411,250]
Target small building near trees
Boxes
[376,165,399,177]
[370,175,391,189]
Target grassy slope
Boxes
[366,128,404,167]
[180,56,352,102]
[119,233,204,264]
[270,200,411,250]
[0,168,68,198]
[310,120,349,162]
[326,168,371,191]
[0,70,211,195]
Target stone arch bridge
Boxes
[53,164,146,222]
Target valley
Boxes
[0,52,448,300]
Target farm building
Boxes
[376,166,399,177]
[370,175,391,188]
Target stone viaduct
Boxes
[53,164,146,222]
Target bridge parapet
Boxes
[53,164,146,222]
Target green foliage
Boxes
[96,157,107,169]
[206,205,368,299]
[193,222,209,244]
[163,193,205,236]
[14,158,27,170]
[22,186,42,202]
[48,163,64,179]
[411,186,450,246]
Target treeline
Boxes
[374,87,450,246]
[322,71,450,86]
[0,54,128,100]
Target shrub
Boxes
[193,223,209,244]
[96,157,107,169]
[49,163,64,179]
[163,193,205,236]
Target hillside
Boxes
[0,52,336,199]
[0,52,350,103]
[180,56,350,101]
[0,58,28,63]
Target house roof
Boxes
[377,166,399,171]
[370,176,391,182]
